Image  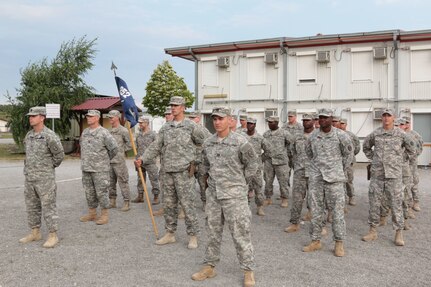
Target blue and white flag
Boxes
[115,76,139,127]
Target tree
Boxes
[144,60,193,117]
[6,36,97,146]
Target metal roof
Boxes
[71,97,120,111]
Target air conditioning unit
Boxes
[217,57,230,68]
[373,47,387,59]
[373,108,384,119]
[316,51,330,63]
[264,53,278,64]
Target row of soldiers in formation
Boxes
[19,98,424,287]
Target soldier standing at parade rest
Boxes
[19,106,65,248]
[361,108,416,246]
[132,116,160,205]
[79,110,118,225]
[191,107,258,287]
[135,96,205,249]
[107,110,132,211]
[303,108,353,257]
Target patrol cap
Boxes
[318,108,333,117]
[138,116,150,123]
[211,107,231,118]
[403,116,411,124]
[288,110,297,116]
[301,113,314,120]
[247,117,257,124]
[231,115,238,120]
[340,118,347,124]
[169,96,185,106]
[239,114,248,121]
[188,111,200,118]
[26,106,46,116]
[86,110,101,117]
[107,110,121,118]
[266,116,279,122]
[398,118,406,125]
[164,107,172,115]
[313,113,319,120]
[332,116,340,122]
[381,108,394,116]
[394,119,400,126]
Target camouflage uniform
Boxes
[24,126,64,232]
[142,118,205,236]
[202,131,258,271]
[262,127,293,200]
[407,129,423,203]
[80,126,118,209]
[136,129,160,196]
[282,122,302,193]
[109,125,132,201]
[305,127,353,241]
[344,130,360,199]
[193,126,212,203]
[363,127,416,230]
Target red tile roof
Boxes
[72,97,120,111]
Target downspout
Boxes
[393,32,399,113]
[280,38,288,123]
[189,47,199,110]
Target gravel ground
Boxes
[0,160,430,287]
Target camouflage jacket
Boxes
[80,126,118,172]
[291,130,312,175]
[363,127,416,179]
[306,127,353,183]
[241,130,272,166]
[136,130,157,164]
[202,131,259,200]
[24,126,64,181]
[408,129,424,157]
[195,126,212,164]
[282,122,303,133]
[110,125,131,164]
[262,128,293,166]
[344,130,361,163]
[141,118,205,172]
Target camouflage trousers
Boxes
[263,161,290,199]
[381,175,412,220]
[345,164,355,198]
[24,178,59,232]
[163,170,199,236]
[369,176,404,230]
[204,190,255,271]
[290,169,308,224]
[193,163,207,203]
[109,162,130,201]
[309,175,346,241]
[248,168,264,207]
[410,159,420,202]
[137,164,160,196]
[82,171,110,209]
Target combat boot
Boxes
[178,208,185,219]
[256,206,265,216]
[281,198,289,208]
[132,193,144,203]
[188,235,198,249]
[152,194,159,205]
[191,265,216,281]
[348,196,356,206]
[121,201,130,212]
[153,208,164,216]
[109,198,116,208]
[408,208,416,219]
[79,208,97,222]
[19,228,42,243]
[302,210,311,222]
[412,201,421,212]
[302,240,322,252]
[404,219,411,230]
[284,224,299,233]
[379,216,387,226]
[321,227,328,237]
[96,209,109,225]
[244,271,255,287]
[334,240,344,257]
[395,230,405,246]
[43,232,59,248]
[264,198,272,206]
[155,231,176,245]
[362,226,378,242]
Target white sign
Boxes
[46,104,61,119]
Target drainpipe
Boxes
[189,47,199,110]
[280,38,288,123]
[393,32,399,113]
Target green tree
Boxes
[6,36,97,146]
[143,60,193,117]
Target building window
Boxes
[247,55,265,85]
[413,113,431,142]
[297,55,316,84]
[202,60,218,87]
[411,49,431,82]
[352,51,373,82]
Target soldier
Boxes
[19,106,64,248]
[361,108,416,246]
[230,115,239,132]
[107,110,132,211]
[262,116,293,208]
[331,116,341,129]
[303,108,353,257]
[191,107,258,287]
[339,118,361,206]
[238,114,248,133]
[241,117,271,216]
[283,110,303,132]
[313,113,320,129]
[79,110,118,225]
[285,113,314,233]
[135,96,205,249]
[164,107,173,122]
[132,116,160,205]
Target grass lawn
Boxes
[0,132,13,139]
[0,144,25,160]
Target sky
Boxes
[1,0,430,106]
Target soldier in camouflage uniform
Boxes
[107,110,132,211]
[303,108,353,257]
[19,106,64,248]
[229,115,239,132]
[241,117,271,216]
[238,114,248,133]
[132,116,160,205]
[135,96,205,249]
[339,118,361,206]
[192,107,258,287]
[79,110,118,225]
[285,113,314,233]
[262,116,293,208]
[361,109,416,246]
